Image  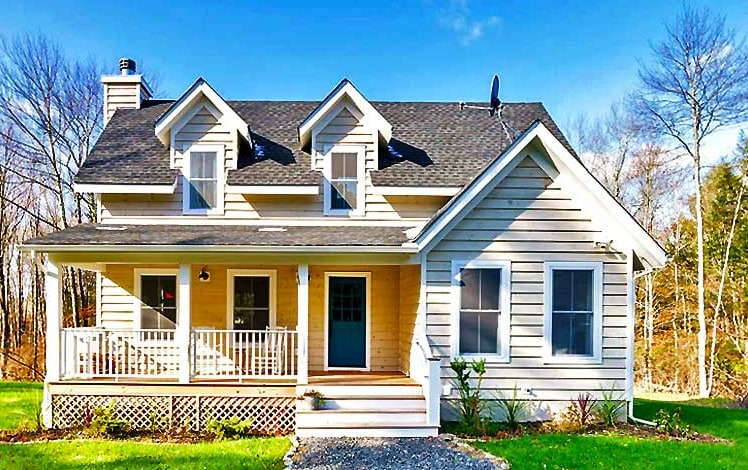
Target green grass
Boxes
[0,381,289,469]
[0,381,42,430]
[0,438,290,469]
[474,398,748,470]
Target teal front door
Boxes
[327,276,367,368]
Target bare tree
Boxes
[632,4,748,397]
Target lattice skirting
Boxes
[51,394,296,434]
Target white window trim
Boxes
[543,261,604,364]
[450,259,511,363]
[323,271,372,371]
[226,269,277,330]
[322,145,366,217]
[133,268,179,330]
[182,144,225,215]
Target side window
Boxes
[545,262,603,362]
[324,147,363,216]
[452,261,511,360]
[232,276,271,331]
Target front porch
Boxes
[43,260,440,436]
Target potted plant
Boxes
[298,389,326,410]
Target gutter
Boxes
[18,243,419,254]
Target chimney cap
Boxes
[119,57,137,75]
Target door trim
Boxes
[323,272,371,371]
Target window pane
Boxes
[189,181,211,209]
[140,275,176,330]
[480,269,501,311]
[233,308,269,330]
[572,270,593,311]
[572,312,593,355]
[459,311,479,354]
[331,181,356,210]
[552,270,573,311]
[460,269,479,310]
[552,311,593,356]
[344,153,357,178]
[191,152,216,178]
[479,311,499,354]
[234,277,270,310]
[331,153,344,178]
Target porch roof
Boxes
[21,223,417,252]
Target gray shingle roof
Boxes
[22,224,412,248]
[76,99,575,187]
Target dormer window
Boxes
[183,144,224,215]
[324,146,365,216]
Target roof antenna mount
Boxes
[459,74,518,142]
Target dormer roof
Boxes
[154,77,251,147]
[297,79,392,148]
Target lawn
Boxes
[0,381,290,469]
[474,398,748,470]
[0,381,42,429]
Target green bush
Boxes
[654,407,692,438]
[205,417,254,440]
[596,384,626,427]
[86,402,130,438]
[494,384,529,430]
[450,356,488,434]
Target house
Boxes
[22,58,666,437]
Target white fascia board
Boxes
[415,121,542,251]
[226,185,320,195]
[534,125,667,267]
[371,186,461,196]
[298,80,392,146]
[154,79,249,147]
[73,180,177,194]
[19,244,418,254]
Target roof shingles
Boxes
[76,99,575,187]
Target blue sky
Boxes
[2,0,747,144]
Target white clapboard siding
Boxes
[425,156,631,410]
[105,83,140,122]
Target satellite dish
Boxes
[489,74,500,116]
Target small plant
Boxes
[148,408,169,433]
[86,402,130,438]
[301,389,326,410]
[596,384,626,427]
[205,417,254,440]
[654,408,692,438]
[563,392,598,429]
[494,384,530,430]
[450,356,488,434]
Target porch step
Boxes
[320,396,426,411]
[297,409,427,426]
[310,384,423,397]
[295,423,439,438]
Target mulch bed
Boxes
[0,428,279,444]
[453,422,728,444]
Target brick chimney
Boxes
[101,57,153,125]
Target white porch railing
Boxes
[412,329,441,427]
[59,328,298,381]
[61,328,179,379]
[191,329,298,379]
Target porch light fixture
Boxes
[198,266,210,282]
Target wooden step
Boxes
[295,423,439,438]
[311,384,423,397]
[297,409,426,426]
[318,396,426,411]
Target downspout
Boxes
[627,251,658,426]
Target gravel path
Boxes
[286,436,509,470]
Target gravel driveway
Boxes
[286,436,508,470]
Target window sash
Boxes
[188,151,218,210]
[327,151,360,212]
[458,268,502,355]
[232,276,271,331]
[549,268,596,358]
[139,275,177,330]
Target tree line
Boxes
[0,5,746,401]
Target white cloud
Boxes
[434,0,501,45]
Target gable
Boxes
[171,98,238,171]
[312,100,376,172]
[416,122,667,269]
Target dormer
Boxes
[155,78,251,215]
[298,79,392,216]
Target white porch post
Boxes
[177,264,192,383]
[297,264,309,386]
[45,261,62,383]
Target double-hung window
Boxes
[183,145,224,214]
[228,270,276,333]
[136,271,178,330]
[452,260,511,361]
[324,146,364,216]
[544,262,603,363]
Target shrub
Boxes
[494,384,529,430]
[86,402,130,438]
[654,407,692,438]
[450,356,488,434]
[596,384,626,427]
[562,392,598,429]
[205,417,254,440]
